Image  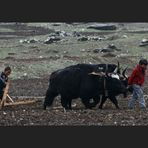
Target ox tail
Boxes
[44,73,59,110]
[43,87,58,110]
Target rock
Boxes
[107,44,121,51]
[48,33,57,37]
[139,43,148,47]
[56,31,71,37]
[23,73,27,76]
[3,112,7,115]
[93,49,101,53]
[89,36,99,41]
[139,38,148,46]
[101,48,115,53]
[102,52,116,57]
[116,53,128,57]
[44,36,61,44]
[52,50,59,53]
[142,39,148,43]
[52,23,61,26]
[108,44,117,49]
[78,36,88,41]
[8,53,16,55]
[80,49,86,52]
[72,31,81,37]
[19,39,28,43]
[107,34,120,40]
[87,24,117,30]
[5,56,15,60]
[63,51,68,54]
[29,39,38,43]
[19,38,38,44]
[93,45,121,53]
[122,35,128,38]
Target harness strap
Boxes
[103,76,108,97]
[105,64,108,74]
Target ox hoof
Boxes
[98,106,103,109]
[116,107,120,110]
[43,104,47,110]
[85,106,93,110]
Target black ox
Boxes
[43,63,128,110]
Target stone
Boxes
[87,24,117,30]
[108,44,117,49]
[107,44,121,51]
[102,52,116,57]
[56,31,70,37]
[44,36,61,44]
[139,38,148,47]
[29,39,38,43]
[72,31,81,37]
[101,48,114,53]
[19,38,38,44]
[93,49,102,53]
[78,36,88,41]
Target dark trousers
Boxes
[0,91,4,100]
[0,80,5,100]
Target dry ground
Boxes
[1,22,148,126]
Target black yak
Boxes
[43,63,128,110]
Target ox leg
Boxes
[109,96,120,109]
[81,98,93,109]
[43,89,58,110]
[67,99,72,109]
[92,96,100,107]
[61,96,71,110]
[99,95,108,109]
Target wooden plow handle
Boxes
[0,80,11,108]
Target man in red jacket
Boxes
[128,59,148,109]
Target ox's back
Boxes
[49,63,118,94]
[44,63,126,110]
[60,63,117,73]
[49,66,82,97]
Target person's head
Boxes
[4,66,11,76]
[139,59,148,69]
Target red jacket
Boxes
[128,64,146,86]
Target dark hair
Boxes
[4,66,11,71]
[139,59,148,65]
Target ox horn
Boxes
[114,61,120,74]
[113,67,118,73]
[117,61,121,74]
[122,67,128,79]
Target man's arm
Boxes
[128,69,137,85]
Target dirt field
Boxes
[1,22,148,126]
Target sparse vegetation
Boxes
[0,22,148,126]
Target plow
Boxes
[0,80,38,109]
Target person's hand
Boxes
[127,85,133,93]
